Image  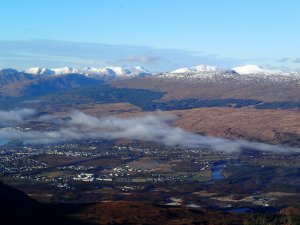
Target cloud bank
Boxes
[0,110,299,153]
[0,108,35,125]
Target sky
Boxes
[0,0,300,71]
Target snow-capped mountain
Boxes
[83,66,132,77]
[155,64,300,84]
[52,67,79,75]
[125,66,150,77]
[232,65,283,75]
[1,64,299,103]
[24,67,78,75]
[107,67,131,76]
[11,64,300,84]
[24,66,150,79]
[160,64,237,80]
[171,65,220,74]
[83,66,150,78]
[25,67,54,76]
[82,67,116,78]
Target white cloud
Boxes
[0,108,35,125]
[0,110,299,153]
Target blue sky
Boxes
[0,0,299,71]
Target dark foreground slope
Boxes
[0,181,87,225]
[1,180,300,225]
[0,181,246,225]
[70,201,245,225]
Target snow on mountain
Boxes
[170,67,193,74]
[21,64,299,84]
[156,64,300,84]
[82,67,115,77]
[232,65,282,75]
[192,65,220,72]
[25,67,54,75]
[25,66,79,75]
[52,67,79,75]
[171,65,219,74]
[82,66,150,79]
[163,65,234,80]
[107,67,130,76]
[23,66,150,78]
[126,66,150,76]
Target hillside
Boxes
[111,75,300,102]
[0,181,84,225]
[0,181,245,225]
[172,107,300,146]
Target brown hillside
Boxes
[172,108,300,145]
[111,77,300,101]
[0,181,245,225]
[70,201,244,225]
[74,103,300,146]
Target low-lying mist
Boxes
[0,108,36,125]
[0,109,299,153]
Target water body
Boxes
[212,162,225,180]
[224,207,253,213]
[223,206,280,214]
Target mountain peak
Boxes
[52,66,79,75]
[192,65,220,72]
[82,66,150,78]
[171,65,220,74]
[25,67,54,75]
[106,66,130,76]
[232,65,282,75]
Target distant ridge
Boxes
[22,66,151,78]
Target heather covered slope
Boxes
[173,107,300,147]
[70,201,245,225]
[110,75,300,102]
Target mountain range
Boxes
[23,66,150,78]
[0,64,299,106]
[1,64,299,89]
[2,64,299,77]
[160,64,300,83]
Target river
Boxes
[212,162,225,180]
[211,163,280,214]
